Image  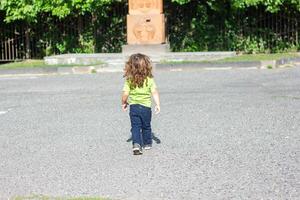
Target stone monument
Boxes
[122,0,169,56]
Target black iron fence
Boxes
[0,2,127,61]
[0,3,299,61]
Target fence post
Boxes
[5,40,8,60]
[1,42,3,60]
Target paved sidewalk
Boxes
[0,67,299,199]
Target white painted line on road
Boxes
[170,68,183,72]
[0,111,8,115]
[204,67,233,70]
[0,76,39,80]
[236,67,258,70]
[96,68,123,73]
[0,73,56,78]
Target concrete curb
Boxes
[0,57,299,76]
[156,57,300,71]
[155,61,261,70]
[0,65,104,76]
[275,57,300,68]
[44,52,237,64]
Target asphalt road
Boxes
[0,67,299,200]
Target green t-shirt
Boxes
[123,77,157,108]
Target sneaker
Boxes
[143,144,152,150]
[132,143,143,155]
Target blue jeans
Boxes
[129,104,152,146]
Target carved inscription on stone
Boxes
[129,0,162,15]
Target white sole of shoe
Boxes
[133,148,142,155]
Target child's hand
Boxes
[122,103,128,111]
[155,105,160,114]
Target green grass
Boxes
[267,65,273,69]
[0,60,46,69]
[13,195,110,200]
[218,53,300,62]
[161,53,300,64]
[0,59,104,69]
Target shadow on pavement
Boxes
[126,132,161,144]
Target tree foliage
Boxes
[0,0,299,55]
[171,0,300,12]
[1,0,299,23]
[0,0,119,22]
[231,0,300,12]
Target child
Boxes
[121,53,160,155]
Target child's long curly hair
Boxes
[123,53,153,89]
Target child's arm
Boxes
[122,91,129,111]
[152,89,160,114]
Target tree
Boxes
[171,0,300,12]
[231,0,300,12]
[0,0,118,23]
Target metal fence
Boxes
[0,4,299,61]
[0,23,27,61]
[241,6,299,49]
[0,2,127,61]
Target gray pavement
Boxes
[0,67,299,200]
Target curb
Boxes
[0,65,104,76]
[155,61,260,70]
[155,57,300,71]
[0,57,299,76]
[275,57,300,68]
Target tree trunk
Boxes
[92,12,98,53]
[296,19,298,47]
[78,14,83,48]
[25,24,31,59]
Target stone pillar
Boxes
[123,0,169,55]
